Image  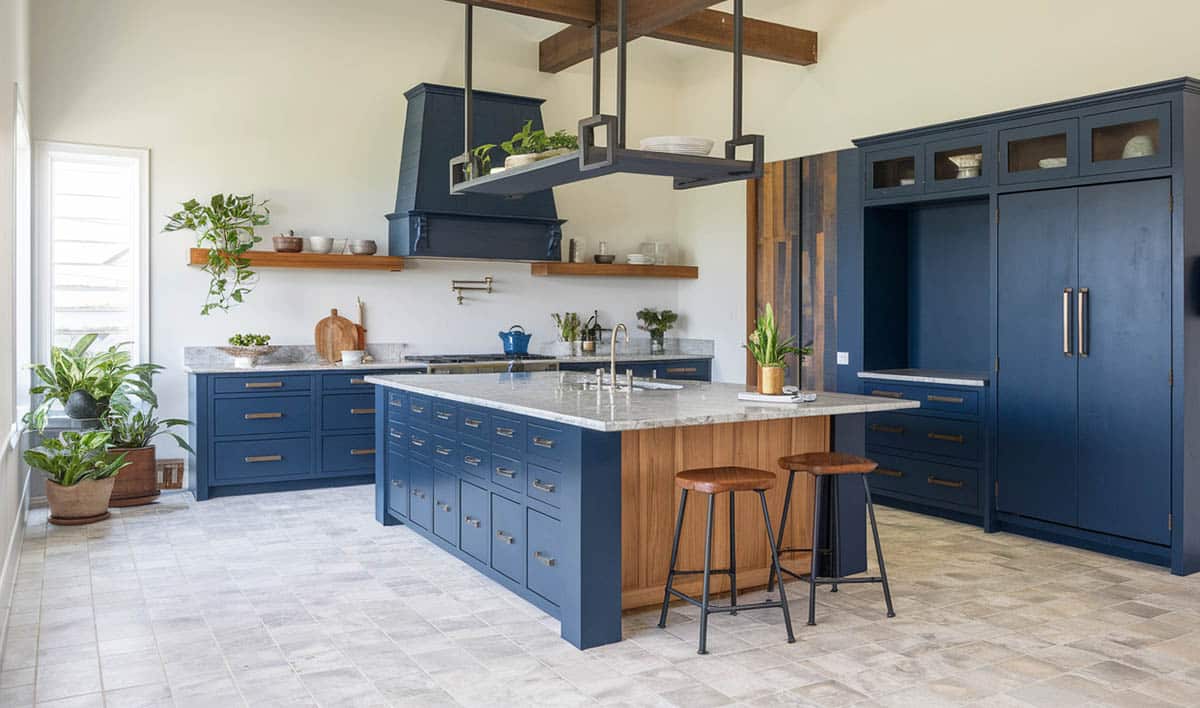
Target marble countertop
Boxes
[857,369,990,387]
[184,361,429,374]
[366,372,920,432]
[547,352,713,364]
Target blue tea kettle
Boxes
[498,325,532,355]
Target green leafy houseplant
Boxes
[25,334,160,432]
[23,430,130,488]
[105,404,194,453]
[745,303,811,395]
[470,144,496,176]
[502,120,550,156]
[552,312,582,342]
[546,130,579,151]
[637,308,678,353]
[164,194,270,315]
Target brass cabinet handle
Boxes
[350,378,368,385]
[463,455,482,466]
[876,468,904,478]
[870,424,905,434]
[665,367,697,374]
[244,381,283,389]
[531,479,556,493]
[927,475,964,489]
[410,437,426,447]
[464,516,481,528]
[927,432,965,443]
[495,467,516,479]
[350,448,375,456]
[435,446,452,456]
[531,436,555,449]
[410,404,425,414]
[495,427,515,438]
[495,530,515,544]
[436,501,451,512]
[350,408,375,415]
[1063,287,1074,356]
[244,455,282,463]
[927,394,964,404]
[435,411,453,421]
[411,490,426,499]
[534,551,556,567]
[1078,287,1089,357]
[464,418,482,429]
[870,389,904,399]
[244,412,282,420]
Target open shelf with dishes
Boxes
[187,248,405,272]
[530,262,698,278]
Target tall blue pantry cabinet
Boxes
[836,78,1200,574]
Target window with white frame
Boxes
[36,143,149,362]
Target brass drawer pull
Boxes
[531,479,556,494]
[244,412,282,420]
[927,432,965,444]
[410,438,426,447]
[244,381,283,389]
[435,411,453,421]
[534,551,556,567]
[870,424,905,434]
[464,516,481,528]
[464,455,482,466]
[495,530,515,544]
[435,446,452,456]
[927,475,964,489]
[350,408,375,415]
[495,467,516,479]
[464,418,482,429]
[531,436,555,449]
[436,501,452,512]
[927,394,964,404]
[350,448,375,456]
[388,430,405,440]
[665,367,697,374]
[870,389,904,399]
[876,468,904,478]
[411,490,426,499]
[350,378,368,385]
[495,427,515,438]
[389,398,404,407]
[410,404,425,414]
[244,455,282,463]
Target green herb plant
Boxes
[470,144,496,177]
[105,403,194,453]
[502,121,550,156]
[23,430,131,488]
[164,194,270,315]
[552,312,582,342]
[25,334,160,432]
[745,303,811,368]
[546,130,579,151]
[636,308,679,339]
[228,333,272,347]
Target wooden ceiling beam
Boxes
[443,0,598,26]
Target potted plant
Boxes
[105,403,193,507]
[637,308,678,355]
[551,312,582,357]
[745,303,810,396]
[25,333,159,432]
[163,193,270,315]
[469,143,497,177]
[23,430,130,525]
[220,332,276,368]
[502,121,549,169]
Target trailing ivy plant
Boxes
[164,194,270,315]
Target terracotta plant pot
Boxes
[109,446,159,507]
[45,477,115,525]
[758,365,785,396]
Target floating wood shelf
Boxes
[530,262,699,279]
[187,248,404,272]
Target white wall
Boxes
[0,0,31,660]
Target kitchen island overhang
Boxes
[367,372,918,649]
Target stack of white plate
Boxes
[626,254,653,265]
[639,136,714,157]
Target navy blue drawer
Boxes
[408,460,434,530]
[386,391,406,423]
[407,426,433,459]
[322,372,378,391]
[460,407,490,441]
[527,509,562,607]
[212,438,311,484]
[492,452,524,494]
[214,395,311,437]
[526,462,562,509]
[460,441,490,481]
[526,422,567,465]
[386,450,408,518]
[491,493,525,583]
[431,400,458,432]
[433,470,459,546]
[460,480,490,563]
[867,412,980,462]
[492,414,525,455]
[214,374,312,395]
[407,395,432,424]
[321,393,376,431]
[320,433,375,474]
[862,381,980,417]
[868,450,980,511]
[431,434,457,470]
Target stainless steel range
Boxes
[408,354,559,375]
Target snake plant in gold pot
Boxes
[745,303,810,395]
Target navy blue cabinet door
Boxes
[997,188,1079,525]
[1076,180,1172,545]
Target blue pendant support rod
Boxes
[733,0,744,140]
[616,0,626,148]
[592,0,602,116]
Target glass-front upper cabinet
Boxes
[926,132,990,193]
[865,144,923,199]
[1081,103,1171,175]
[999,119,1078,184]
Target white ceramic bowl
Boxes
[348,239,377,256]
[308,236,334,254]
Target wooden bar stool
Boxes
[657,466,795,654]
[769,452,895,626]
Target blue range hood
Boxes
[387,83,565,261]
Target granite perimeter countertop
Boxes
[365,371,920,432]
[183,360,429,374]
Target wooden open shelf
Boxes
[188,248,404,272]
[530,262,699,279]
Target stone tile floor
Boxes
[2,485,1200,707]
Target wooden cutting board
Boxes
[314,308,360,362]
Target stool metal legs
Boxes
[864,476,896,617]
[728,492,737,616]
[698,494,715,654]
[808,474,822,626]
[757,491,795,643]
[658,489,689,629]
